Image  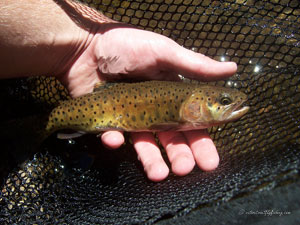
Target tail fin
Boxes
[0,114,50,164]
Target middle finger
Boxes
[157,131,195,176]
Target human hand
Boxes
[60,27,237,181]
[0,0,236,182]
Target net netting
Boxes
[0,0,300,224]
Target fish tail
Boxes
[0,114,51,164]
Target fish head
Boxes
[180,85,249,127]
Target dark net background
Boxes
[1,0,300,224]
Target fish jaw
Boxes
[224,105,249,121]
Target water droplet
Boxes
[233,82,240,88]
[220,56,226,62]
[254,65,260,73]
[226,80,233,87]
[178,74,184,80]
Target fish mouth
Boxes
[227,103,250,121]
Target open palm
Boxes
[61,26,237,181]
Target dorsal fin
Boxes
[93,81,119,92]
[93,81,107,92]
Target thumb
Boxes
[160,40,237,81]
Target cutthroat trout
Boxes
[45,81,249,136]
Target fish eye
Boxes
[220,97,232,105]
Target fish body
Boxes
[46,81,249,135]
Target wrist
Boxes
[0,0,95,78]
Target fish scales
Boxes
[46,81,249,134]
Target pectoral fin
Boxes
[57,131,87,139]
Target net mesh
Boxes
[0,0,300,224]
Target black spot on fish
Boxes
[78,109,81,112]
[126,113,129,117]
[166,111,169,115]
[94,111,97,115]
[131,115,136,122]
[122,104,124,108]
[102,110,105,114]
[113,107,116,111]
[143,111,146,115]
[140,114,144,121]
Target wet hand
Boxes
[63,27,237,182]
